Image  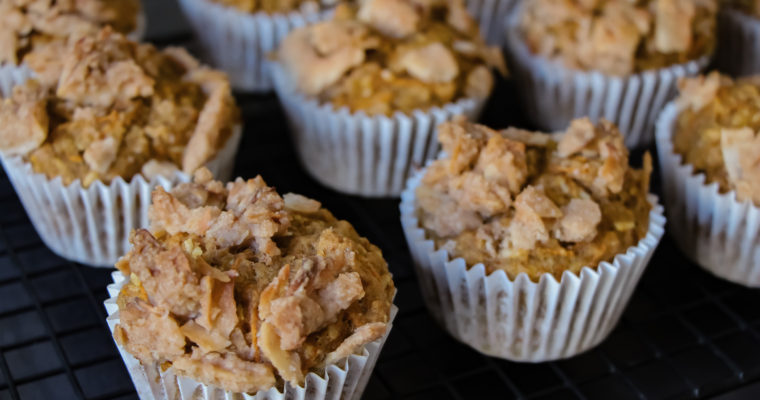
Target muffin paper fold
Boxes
[466,0,520,45]
[105,271,397,400]
[177,0,327,92]
[1,127,241,268]
[715,9,760,77]
[504,18,710,149]
[270,63,487,198]
[399,167,665,361]
[656,102,760,287]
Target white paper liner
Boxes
[655,102,760,287]
[0,127,242,268]
[465,0,520,45]
[504,15,710,149]
[176,0,328,92]
[104,271,397,400]
[715,9,760,77]
[270,63,487,198]
[399,165,665,361]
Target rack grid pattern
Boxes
[1,1,760,399]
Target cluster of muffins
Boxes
[1,0,759,397]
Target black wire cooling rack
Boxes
[2,1,760,399]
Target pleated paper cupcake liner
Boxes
[104,271,397,400]
[0,127,242,268]
[715,9,760,77]
[176,0,327,92]
[655,102,760,287]
[399,166,665,362]
[466,0,520,45]
[504,17,710,149]
[270,63,487,198]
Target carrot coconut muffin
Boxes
[111,169,395,394]
[0,28,239,187]
[0,28,241,267]
[276,1,506,115]
[505,0,717,148]
[271,0,505,197]
[519,0,717,76]
[673,72,760,204]
[0,0,140,67]
[416,117,652,280]
[655,72,760,286]
[400,118,664,360]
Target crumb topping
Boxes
[674,72,760,205]
[114,169,395,393]
[0,28,239,187]
[277,0,506,115]
[416,117,652,280]
[0,0,140,66]
[519,0,717,76]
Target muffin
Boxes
[400,117,664,361]
[105,169,396,398]
[714,1,760,76]
[176,0,334,91]
[506,0,717,148]
[272,0,506,197]
[656,72,760,286]
[0,28,241,267]
[0,0,143,92]
[465,0,520,45]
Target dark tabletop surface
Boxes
[1,1,760,399]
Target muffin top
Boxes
[210,0,330,13]
[415,117,652,281]
[114,169,395,393]
[673,72,760,205]
[519,0,717,76]
[0,0,140,66]
[0,28,239,187]
[277,0,506,115]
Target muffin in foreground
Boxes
[0,28,242,267]
[714,1,760,76]
[272,0,505,197]
[107,169,396,398]
[506,0,717,147]
[656,72,760,286]
[176,0,334,91]
[401,117,665,361]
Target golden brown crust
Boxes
[0,0,140,66]
[519,0,717,75]
[0,28,239,187]
[416,118,652,281]
[674,72,760,204]
[277,0,505,115]
[115,171,395,393]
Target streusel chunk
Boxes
[416,117,652,280]
[114,169,395,393]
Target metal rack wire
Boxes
[1,1,760,399]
